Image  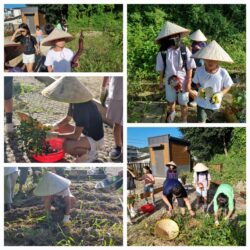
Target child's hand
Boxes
[159,83,164,90]
[198,87,206,98]
[212,92,223,104]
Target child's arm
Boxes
[162,194,173,211]
[185,69,193,92]
[151,175,155,184]
[11,29,22,42]
[47,65,53,72]
[128,169,136,178]
[221,86,231,96]
[159,71,164,89]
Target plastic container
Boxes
[32,138,65,163]
[140,203,155,213]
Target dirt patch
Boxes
[5,176,123,246]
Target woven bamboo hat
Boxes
[192,40,234,63]
[193,163,209,172]
[34,172,71,196]
[4,38,24,61]
[41,77,93,103]
[41,28,74,46]
[189,29,207,42]
[155,219,179,240]
[165,161,177,168]
[156,21,190,43]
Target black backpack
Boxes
[161,44,188,78]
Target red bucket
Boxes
[140,203,155,213]
[32,138,65,163]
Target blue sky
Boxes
[127,127,183,148]
[5,4,26,9]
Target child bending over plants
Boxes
[34,171,76,226]
[162,178,195,217]
[212,183,235,226]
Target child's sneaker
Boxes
[130,210,136,218]
[110,146,122,160]
[166,111,176,123]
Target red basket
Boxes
[140,203,155,213]
[32,138,65,163]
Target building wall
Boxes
[148,134,190,177]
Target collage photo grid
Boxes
[1,0,249,248]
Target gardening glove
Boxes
[100,86,108,106]
[198,87,206,99]
[63,215,71,226]
[46,131,58,140]
[215,220,220,227]
[212,92,223,104]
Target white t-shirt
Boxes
[193,172,211,189]
[193,66,234,110]
[156,47,196,89]
[108,77,123,101]
[45,47,74,72]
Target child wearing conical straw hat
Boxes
[42,77,104,163]
[191,40,234,123]
[34,171,76,226]
[156,21,196,123]
[42,28,74,72]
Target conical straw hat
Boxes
[34,172,71,196]
[155,219,179,240]
[41,77,93,103]
[156,21,190,43]
[192,40,234,63]
[189,29,207,41]
[165,161,177,168]
[193,163,209,172]
[4,37,24,62]
[41,28,74,46]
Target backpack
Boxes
[161,44,188,78]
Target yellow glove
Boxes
[212,92,223,104]
[198,87,206,99]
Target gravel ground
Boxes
[4,77,122,163]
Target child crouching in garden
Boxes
[34,171,76,226]
[190,40,234,123]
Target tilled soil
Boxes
[4,178,123,246]
[4,77,122,163]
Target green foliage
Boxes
[128,4,246,82]
[180,128,233,161]
[209,128,246,184]
[66,5,123,72]
[16,118,50,156]
[173,213,246,246]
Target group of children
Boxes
[9,21,77,72]
[128,162,235,226]
[156,21,234,123]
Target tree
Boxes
[179,128,233,161]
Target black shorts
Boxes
[165,194,186,210]
[4,77,13,100]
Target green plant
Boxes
[16,118,51,156]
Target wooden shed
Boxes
[148,134,190,177]
[21,7,46,34]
